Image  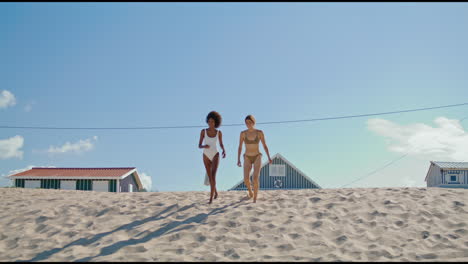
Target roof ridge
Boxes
[31,167,136,170]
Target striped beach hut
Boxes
[425,161,468,189]
[7,167,144,192]
[229,153,321,190]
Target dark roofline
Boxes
[31,167,136,170]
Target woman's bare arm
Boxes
[237,131,244,166]
[198,129,208,149]
[259,130,272,163]
[218,130,226,158]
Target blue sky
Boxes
[1,3,468,191]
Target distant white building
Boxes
[425,161,468,189]
[7,167,144,192]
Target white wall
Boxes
[61,180,76,190]
[427,165,442,187]
[24,180,40,189]
[93,181,109,192]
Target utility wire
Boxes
[339,154,409,188]
[1,102,468,130]
[339,114,468,188]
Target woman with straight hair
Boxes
[198,111,226,204]
[237,115,272,203]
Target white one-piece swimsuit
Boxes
[203,129,219,161]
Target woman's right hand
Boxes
[237,160,242,167]
[204,145,210,149]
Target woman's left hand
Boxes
[222,151,226,158]
[268,158,272,164]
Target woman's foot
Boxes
[248,190,253,198]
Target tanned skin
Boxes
[237,119,272,203]
[198,118,226,204]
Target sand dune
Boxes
[0,187,467,261]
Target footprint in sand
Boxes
[35,216,49,224]
[416,253,438,260]
[336,235,348,245]
[226,220,240,228]
[288,233,301,239]
[207,220,218,227]
[277,243,295,251]
[5,238,19,249]
[421,231,430,239]
[224,248,240,259]
[126,245,148,253]
[249,217,260,223]
[311,221,323,229]
[309,197,321,203]
[248,225,261,233]
[194,233,207,242]
[35,224,48,233]
[96,208,111,217]
[168,233,181,242]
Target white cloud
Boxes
[138,172,153,191]
[47,136,98,154]
[0,135,24,159]
[0,90,16,109]
[367,117,468,161]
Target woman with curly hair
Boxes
[237,114,272,203]
[198,111,226,204]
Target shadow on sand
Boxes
[20,197,250,262]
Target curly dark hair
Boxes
[206,111,222,128]
[245,114,256,125]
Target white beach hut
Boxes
[425,161,468,189]
[7,167,144,192]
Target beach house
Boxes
[229,153,321,191]
[425,161,468,189]
[7,167,144,192]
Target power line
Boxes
[1,102,468,130]
[339,154,409,188]
[338,115,468,188]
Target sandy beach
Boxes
[0,187,467,262]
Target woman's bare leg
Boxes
[211,153,220,199]
[252,154,262,203]
[203,154,214,204]
[243,154,254,198]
